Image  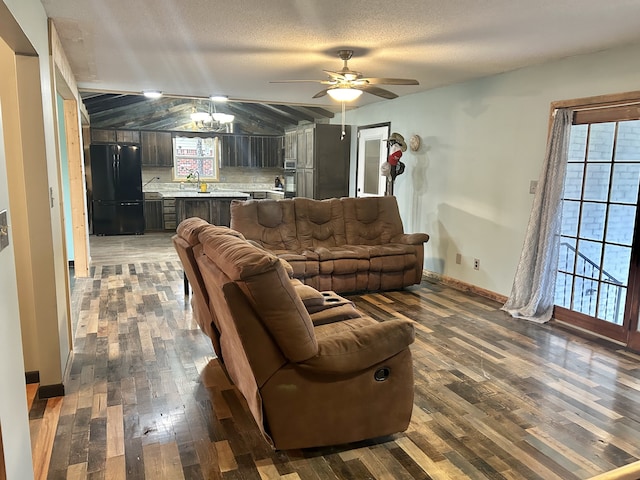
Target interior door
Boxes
[356,124,389,197]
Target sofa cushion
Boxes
[230,199,301,251]
[200,231,318,363]
[294,198,347,249]
[341,196,405,245]
[176,216,213,245]
[301,319,415,374]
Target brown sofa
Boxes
[229,195,429,293]
[175,218,416,450]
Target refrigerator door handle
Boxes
[112,153,118,191]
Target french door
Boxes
[554,100,640,349]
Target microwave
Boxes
[284,159,296,169]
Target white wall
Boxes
[0,101,33,479]
[3,0,71,385]
[343,42,640,296]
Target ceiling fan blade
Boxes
[323,70,346,80]
[356,85,398,99]
[270,79,331,84]
[312,89,329,99]
[359,77,419,85]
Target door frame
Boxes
[355,122,389,197]
[552,90,640,349]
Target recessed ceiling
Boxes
[44,0,640,108]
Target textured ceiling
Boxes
[43,0,640,108]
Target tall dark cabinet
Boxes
[290,124,350,200]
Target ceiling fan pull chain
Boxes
[341,101,346,140]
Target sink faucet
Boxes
[143,176,160,187]
[189,170,201,190]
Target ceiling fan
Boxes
[271,49,419,101]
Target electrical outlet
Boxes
[473,258,480,270]
[455,253,462,265]
[529,180,538,194]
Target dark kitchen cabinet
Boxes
[141,131,173,167]
[144,199,163,231]
[116,130,140,144]
[91,129,116,144]
[91,129,140,145]
[175,198,234,226]
[220,135,283,168]
[292,124,350,200]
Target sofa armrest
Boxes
[297,319,415,374]
[392,233,430,245]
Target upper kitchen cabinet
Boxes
[90,129,140,144]
[116,130,140,144]
[141,131,173,167]
[284,129,297,161]
[220,135,282,168]
[90,129,116,144]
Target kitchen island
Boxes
[169,191,250,227]
[143,190,250,231]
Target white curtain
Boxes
[502,108,572,323]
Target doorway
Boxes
[356,123,389,197]
[554,95,640,349]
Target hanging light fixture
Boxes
[327,87,363,102]
[211,112,235,123]
[190,111,212,122]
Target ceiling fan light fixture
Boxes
[327,87,363,102]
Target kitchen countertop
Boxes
[147,190,250,199]
[171,191,250,198]
[144,188,287,199]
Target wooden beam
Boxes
[63,99,89,278]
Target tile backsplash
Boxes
[142,166,285,191]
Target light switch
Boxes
[0,210,8,252]
[529,180,538,195]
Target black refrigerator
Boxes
[90,144,144,235]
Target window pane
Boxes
[614,120,640,161]
[576,240,602,280]
[597,285,626,325]
[572,277,598,316]
[579,202,606,241]
[587,123,615,162]
[605,204,637,246]
[564,163,584,200]
[558,237,577,273]
[610,163,640,204]
[601,244,631,286]
[568,124,588,161]
[561,200,580,237]
[583,163,611,201]
[554,272,573,308]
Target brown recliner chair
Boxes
[195,225,416,450]
[172,218,246,360]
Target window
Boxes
[172,135,220,181]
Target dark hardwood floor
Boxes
[30,232,640,479]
